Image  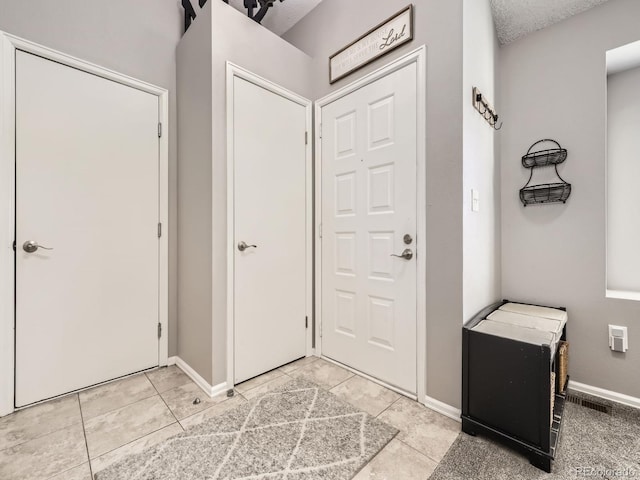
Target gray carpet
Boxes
[95,378,397,480]
[430,391,640,479]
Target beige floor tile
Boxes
[0,393,81,451]
[84,395,175,458]
[49,462,92,480]
[180,395,247,429]
[377,397,460,462]
[79,374,156,420]
[240,375,294,401]
[278,356,319,374]
[289,358,354,389]
[160,382,229,420]
[91,423,183,474]
[353,439,438,480]
[0,422,87,480]
[145,366,192,393]
[330,375,401,417]
[235,369,285,394]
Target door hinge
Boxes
[158,223,162,238]
[305,131,308,145]
[158,123,162,138]
[158,322,162,338]
[305,316,308,329]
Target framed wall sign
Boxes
[329,5,414,84]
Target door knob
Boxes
[238,241,257,252]
[390,248,413,260]
[23,240,53,253]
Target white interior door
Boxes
[15,51,160,407]
[233,76,308,384]
[321,63,418,394]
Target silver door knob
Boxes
[23,240,53,253]
[390,248,413,260]
[238,241,257,252]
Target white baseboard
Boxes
[569,380,640,410]
[173,356,228,399]
[424,395,462,423]
[167,356,177,366]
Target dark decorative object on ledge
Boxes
[183,0,284,32]
[472,87,502,130]
[520,139,572,207]
[182,0,200,32]
[221,0,284,24]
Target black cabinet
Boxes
[462,300,568,473]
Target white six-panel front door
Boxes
[321,62,418,394]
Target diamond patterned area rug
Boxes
[95,378,398,480]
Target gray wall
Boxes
[177,3,214,383]
[176,0,313,385]
[462,0,501,323]
[284,0,465,408]
[499,0,640,398]
[0,0,182,357]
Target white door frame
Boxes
[0,31,170,416]
[226,62,313,389]
[314,46,427,402]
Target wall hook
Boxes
[473,87,502,131]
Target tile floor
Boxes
[0,357,460,480]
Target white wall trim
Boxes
[314,46,428,400]
[167,356,178,366]
[174,356,228,398]
[424,395,462,423]
[569,380,640,410]
[0,30,170,417]
[605,289,640,302]
[158,86,170,369]
[225,62,313,390]
[0,34,16,418]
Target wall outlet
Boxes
[471,189,480,212]
[609,324,628,353]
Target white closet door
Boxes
[233,76,308,383]
[321,63,418,394]
[15,51,160,406]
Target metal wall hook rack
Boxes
[473,87,502,130]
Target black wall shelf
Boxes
[520,139,572,206]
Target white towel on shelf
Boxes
[487,310,564,336]
[499,302,567,323]
[472,320,557,348]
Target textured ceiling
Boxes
[227,0,323,36]
[490,0,611,45]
